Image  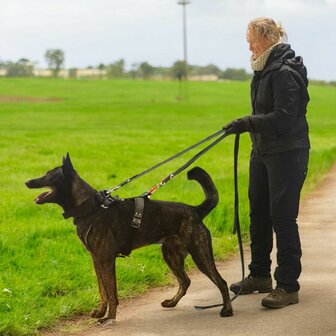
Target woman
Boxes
[223,18,310,309]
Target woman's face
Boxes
[247,30,269,60]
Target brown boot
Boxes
[230,275,273,295]
[261,288,299,308]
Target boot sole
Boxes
[230,287,273,295]
[262,298,299,309]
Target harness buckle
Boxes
[96,190,119,209]
[131,216,142,229]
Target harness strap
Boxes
[83,223,93,249]
[116,197,145,256]
[131,197,145,229]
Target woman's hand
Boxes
[223,116,251,134]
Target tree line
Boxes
[0,48,245,81]
[1,51,252,80]
[1,49,335,85]
[92,59,252,81]
[0,49,65,78]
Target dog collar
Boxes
[63,196,100,219]
[63,191,121,220]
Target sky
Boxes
[1,0,336,80]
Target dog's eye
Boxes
[46,170,55,178]
[46,167,63,182]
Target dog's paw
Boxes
[161,299,178,308]
[98,318,116,326]
[91,309,106,318]
[220,308,233,317]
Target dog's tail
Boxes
[187,167,219,219]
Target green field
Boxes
[0,78,335,335]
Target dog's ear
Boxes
[62,153,74,177]
[63,153,73,167]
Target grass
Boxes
[0,78,335,335]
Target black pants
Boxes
[248,148,309,292]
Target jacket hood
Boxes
[264,43,308,85]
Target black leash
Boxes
[194,134,245,309]
[231,134,245,300]
[105,129,227,195]
[140,132,228,197]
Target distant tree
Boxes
[6,58,34,77]
[220,68,251,81]
[153,66,170,78]
[138,62,154,80]
[171,60,188,80]
[107,59,125,78]
[97,63,106,70]
[45,49,65,77]
[200,64,222,76]
[127,63,170,80]
[188,64,200,76]
[68,68,77,78]
[128,63,139,79]
[187,63,221,77]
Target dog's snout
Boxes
[25,180,34,188]
[25,179,40,189]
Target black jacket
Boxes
[248,43,310,155]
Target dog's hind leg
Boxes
[161,236,191,308]
[91,255,108,319]
[188,223,233,317]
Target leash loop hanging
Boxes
[194,133,245,310]
[231,134,245,301]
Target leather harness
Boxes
[63,190,145,227]
[62,191,146,256]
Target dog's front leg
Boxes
[97,258,119,325]
[91,255,108,319]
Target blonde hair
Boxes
[248,18,287,47]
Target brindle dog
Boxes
[26,154,232,324]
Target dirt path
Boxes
[0,96,63,103]
[54,165,336,336]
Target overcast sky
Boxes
[1,0,336,80]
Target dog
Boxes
[25,154,233,324]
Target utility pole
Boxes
[178,0,190,98]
